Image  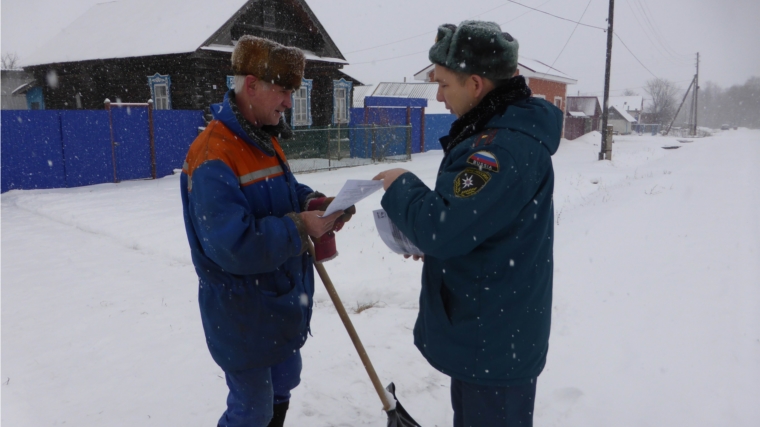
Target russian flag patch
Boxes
[466,151,499,172]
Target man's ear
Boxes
[470,74,486,98]
[245,75,259,96]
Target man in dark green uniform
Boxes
[374,21,563,426]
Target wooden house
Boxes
[565,96,602,140]
[21,0,361,128]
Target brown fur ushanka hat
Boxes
[231,35,305,90]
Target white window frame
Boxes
[147,73,172,110]
[154,84,169,110]
[291,79,312,127]
[554,96,563,109]
[332,78,352,125]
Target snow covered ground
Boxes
[2,129,759,426]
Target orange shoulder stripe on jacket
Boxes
[183,121,285,190]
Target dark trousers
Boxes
[217,351,302,427]
[451,377,537,427]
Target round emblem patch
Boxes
[453,168,491,198]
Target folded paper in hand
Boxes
[373,209,424,256]
[322,180,384,217]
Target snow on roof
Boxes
[569,111,587,118]
[517,57,577,85]
[413,58,577,85]
[566,96,600,117]
[352,85,374,108]
[599,96,644,113]
[372,82,439,100]
[353,82,439,107]
[200,45,348,64]
[610,105,637,123]
[23,0,249,66]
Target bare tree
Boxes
[644,78,680,126]
[622,88,639,96]
[1,52,21,70]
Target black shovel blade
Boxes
[385,382,422,427]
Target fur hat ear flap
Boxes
[429,24,457,69]
[231,35,306,90]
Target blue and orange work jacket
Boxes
[181,92,316,371]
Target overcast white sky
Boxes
[2,0,759,97]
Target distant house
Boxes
[604,96,644,121]
[1,69,35,110]
[608,105,637,134]
[565,96,602,140]
[20,0,361,128]
[349,82,442,152]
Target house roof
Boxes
[610,105,637,123]
[352,85,375,108]
[23,0,248,66]
[23,0,346,67]
[372,82,439,100]
[599,96,644,113]
[353,82,438,108]
[352,82,452,113]
[413,58,577,85]
[566,96,601,117]
[516,57,578,85]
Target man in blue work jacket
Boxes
[374,21,563,427]
[181,36,350,427]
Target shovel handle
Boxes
[308,242,393,411]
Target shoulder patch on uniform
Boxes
[466,150,500,172]
[454,168,491,198]
[472,129,498,148]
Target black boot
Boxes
[267,401,289,427]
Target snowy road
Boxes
[2,129,759,426]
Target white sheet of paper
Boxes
[373,209,424,256]
[322,179,384,217]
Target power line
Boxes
[634,0,691,60]
[500,0,556,25]
[540,0,594,77]
[349,0,594,66]
[613,31,659,79]
[350,0,666,86]
[344,0,537,55]
[504,0,605,30]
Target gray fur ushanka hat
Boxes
[429,21,519,81]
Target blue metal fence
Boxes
[1,109,204,193]
[424,113,456,151]
[60,111,113,188]
[1,111,66,192]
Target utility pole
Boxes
[599,0,615,161]
[692,52,700,136]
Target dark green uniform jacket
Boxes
[382,80,562,386]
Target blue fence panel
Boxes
[111,107,151,181]
[1,111,66,192]
[154,110,205,178]
[60,111,113,187]
[424,113,456,151]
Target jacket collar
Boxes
[211,90,294,157]
[440,76,532,153]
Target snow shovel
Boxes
[308,242,421,427]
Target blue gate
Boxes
[110,106,152,181]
